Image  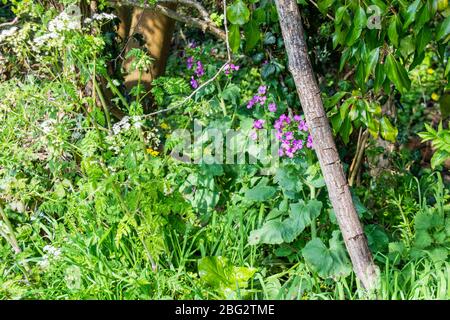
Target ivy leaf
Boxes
[227,0,250,25]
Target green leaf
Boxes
[436,15,450,42]
[416,26,432,54]
[229,24,241,52]
[302,238,333,278]
[380,116,398,142]
[198,256,230,288]
[385,54,411,94]
[346,6,367,46]
[374,62,386,94]
[403,0,422,30]
[220,83,241,105]
[399,35,415,58]
[248,220,284,245]
[431,149,450,168]
[245,185,277,201]
[388,16,399,47]
[198,256,256,296]
[249,200,322,245]
[428,247,448,263]
[302,232,351,279]
[227,0,250,25]
[365,224,389,253]
[244,20,260,52]
[317,0,335,14]
[364,47,380,82]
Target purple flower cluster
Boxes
[186,56,205,88]
[224,63,240,75]
[247,85,269,109]
[274,114,313,158]
[250,119,265,140]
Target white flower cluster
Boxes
[84,12,117,24]
[33,5,81,49]
[112,116,144,135]
[0,26,18,43]
[38,245,62,269]
[48,7,81,33]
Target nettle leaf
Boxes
[227,0,250,25]
[245,185,277,201]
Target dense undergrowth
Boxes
[0,1,449,299]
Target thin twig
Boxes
[0,17,19,29]
[111,0,226,40]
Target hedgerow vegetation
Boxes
[0,0,449,299]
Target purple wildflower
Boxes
[307,134,313,148]
[268,103,277,112]
[298,120,308,132]
[257,95,267,105]
[258,85,267,95]
[253,119,265,130]
[186,56,194,70]
[293,115,302,122]
[284,131,294,140]
[247,96,258,109]
[195,61,204,77]
[250,131,258,141]
[190,76,198,89]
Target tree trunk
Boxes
[274,0,379,290]
[117,4,177,91]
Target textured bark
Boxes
[274,0,379,290]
